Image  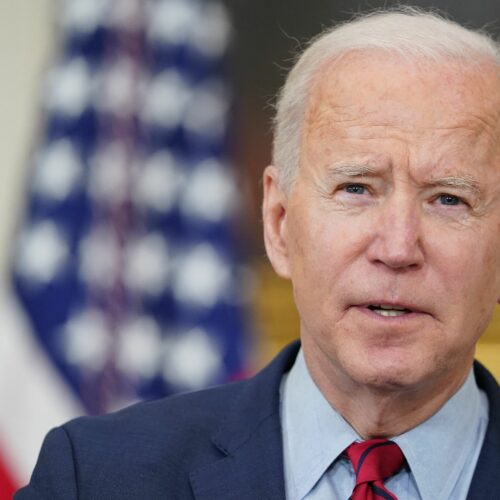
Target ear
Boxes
[262,165,291,279]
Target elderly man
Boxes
[17,8,500,500]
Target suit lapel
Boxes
[189,413,286,500]
[189,342,299,500]
[466,362,500,500]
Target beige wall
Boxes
[0,2,54,283]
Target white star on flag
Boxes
[16,221,69,285]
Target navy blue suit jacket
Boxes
[15,342,500,499]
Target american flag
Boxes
[1,0,249,494]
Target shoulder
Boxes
[473,361,500,451]
[474,361,500,410]
[62,378,248,461]
[16,380,257,499]
[62,340,300,462]
[16,342,300,499]
[467,362,500,496]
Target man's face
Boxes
[264,52,500,393]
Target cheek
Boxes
[285,208,330,301]
[483,238,500,298]
[289,201,379,277]
[286,209,371,309]
[433,227,500,311]
[288,213,350,271]
[286,212,327,286]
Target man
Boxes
[16,8,500,500]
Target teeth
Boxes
[374,304,407,311]
[373,309,408,317]
[368,304,411,316]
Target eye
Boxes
[437,194,462,206]
[344,184,366,195]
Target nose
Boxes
[366,194,424,270]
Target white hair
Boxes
[272,6,500,192]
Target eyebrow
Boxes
[325,164,380,179]
[323,165,483,197]
[426,175,481,196]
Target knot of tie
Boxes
[345,439,405,500]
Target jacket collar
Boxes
[189,341,300,500]
[467,361,500,500]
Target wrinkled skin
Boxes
[263,51,500,436]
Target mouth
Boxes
[366,304,413,317]
[351,301,430,321]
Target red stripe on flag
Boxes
[0,449,18,500]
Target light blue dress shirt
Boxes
[281,350,489,500]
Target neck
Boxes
[302,347,472,439]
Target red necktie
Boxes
[345,439,405,500]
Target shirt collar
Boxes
[281,348,488,500]
[394,367,488,500]
[281,350,361,499]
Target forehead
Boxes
[303,50,500,155]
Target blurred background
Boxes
[0,0,499,495]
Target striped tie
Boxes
[345,439,405,500]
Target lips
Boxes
[368,305,410,317]
[352,301,430,318]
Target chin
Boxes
[348,367,414,391]
[355,369,421,392]
[342,349,431,392]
